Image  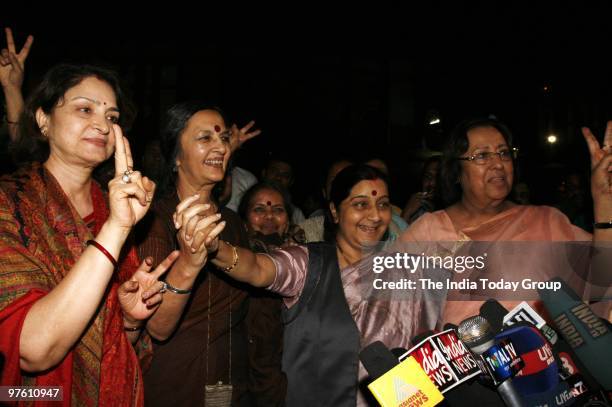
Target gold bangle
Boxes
[221,241,238,272]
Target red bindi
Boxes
[214,125,221,132]
[372,190,377,196]
[266,201,272,206]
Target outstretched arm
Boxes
[211,240,277,287]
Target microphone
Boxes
[494,323,558,396]
[502,301,558,345]
[457,315,524,406]
[360,341,398,380]
[480,301,560,394]
[484,298,611,405]
[359,341,444,407]
[401,329,481,394]
[479,299,508,333]
[539,277,612,390]
[401,328,504,405]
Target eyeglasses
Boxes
[457,149,517,165]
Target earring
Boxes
[40,127,48,137]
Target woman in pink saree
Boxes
[400,117,612,325]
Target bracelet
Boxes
[124,325,142,332]
[221,241,239,273]
[594,220,612,229]
[87,240,118,268]
[160,281,192,294]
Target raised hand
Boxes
[119,251,180,326]
[107,125,156,231]
[0,27,33,90]
[581,121,612,218]
[229,120,261,153]
[173,195,226,270]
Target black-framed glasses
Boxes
[457,149,518,165]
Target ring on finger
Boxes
[159,281,167,294]
[121,169,134,184]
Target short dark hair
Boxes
[238,181,294,224]
[12,63,135,164]
[324,164,389,242]
[440,117,514,205]
[158,101,227,193]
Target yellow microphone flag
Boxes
[367,356,444,407]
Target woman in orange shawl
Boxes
[0,64,177,406]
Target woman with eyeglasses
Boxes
[400,117,612,325]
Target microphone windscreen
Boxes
[359,341,398,380]
[480,299,508,333]
[496,324,558,395]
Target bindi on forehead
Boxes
[371,190,377,196]
[266,201,272,206]
[214,125,221,132]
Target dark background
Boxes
[2,3,612,209]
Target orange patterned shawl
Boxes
[0,163,143,406]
